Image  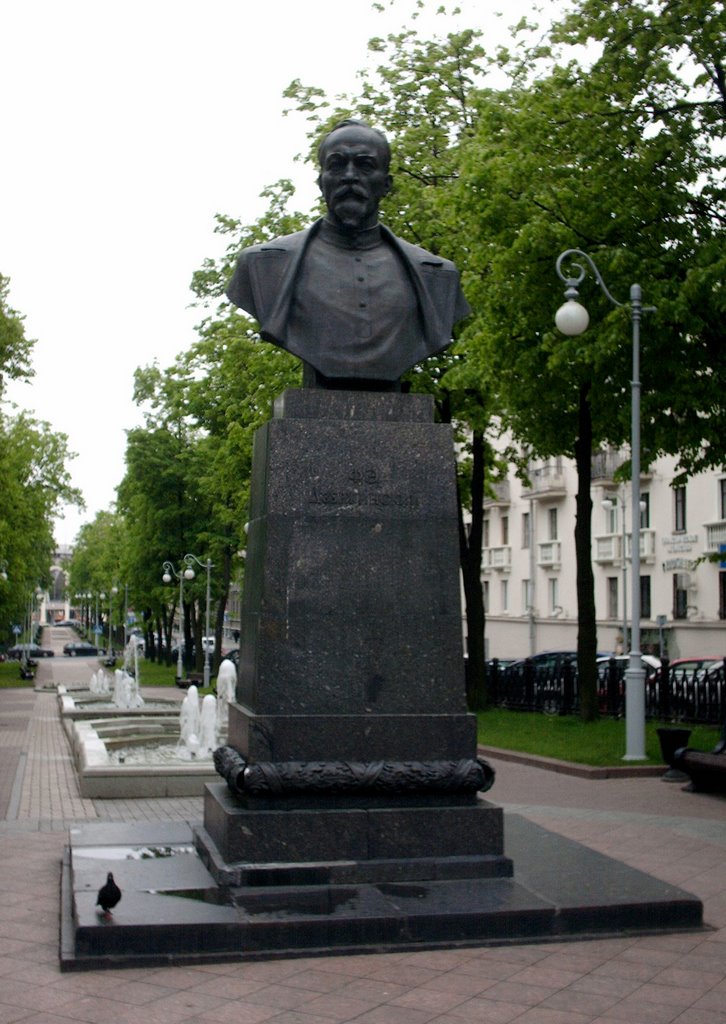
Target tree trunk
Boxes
[161,607,172,667]
[574,383,599,720]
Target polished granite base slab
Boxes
[60,814,705,971]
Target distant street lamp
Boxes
[123,583,129,648]
[108,585,118,656]
[162,561,195,682]
[97,593,106,650]
[555,248,655,761]
[183,554,214,690]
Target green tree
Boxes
[453,0,724,716]
[550,0,726,478]
[67,510,129,649]
[117,415,205,667]
[0,411,81,644]
[0,274,34,398]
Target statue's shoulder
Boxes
[383,228,458,272]
[239,226,313,260]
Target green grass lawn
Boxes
[0,660,36,688]
[136,658,217,696]
[477,707,720,766]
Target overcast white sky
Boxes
[3,0,554,546]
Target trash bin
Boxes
[657,726,692,782]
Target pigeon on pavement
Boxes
[96,872,122,917]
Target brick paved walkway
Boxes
[0,644,724,1024]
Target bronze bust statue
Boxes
[226,120,470,388]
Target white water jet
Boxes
[178,685,201,751]
[88,670,111,696]
[113,669,144,710]
[123,635,143,680]
[199,694,217,755]
[216,658,236,736]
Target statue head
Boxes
[317,120,392,232]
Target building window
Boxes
[548,578,559,615]
[522,579,531,613]
[640,576,651,620]
[673,574,688,619]
[483,518,490,548]
[720,480,726,520]
[482,580,489,612]
[501,515,509,546]
[501,578,508,612]
[720,573,726,620]
[640,493,650,529]
[674,486,687,532]
[522,512,530,548]
[605,501,618,535]
[548,507,558,541]
[607,577,618,619]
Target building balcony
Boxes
[537,540,562,569]
[483,480,510,507]
[591,448,628,482]
[594,529,657,565]
[521,460,567,500]
[594,534,623,564]
[482,546,511,572]
[705,520,726,554]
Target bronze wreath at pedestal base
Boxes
[213,745,495,797]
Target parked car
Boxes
[668,657,722,679]
[596,654,662,682]
[486,658,515,671]
[506,651,579,674]
[7,643,55,659]
[63,641,99,657]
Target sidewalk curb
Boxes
[478,745,665,779]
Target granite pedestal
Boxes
[198,390,510,893]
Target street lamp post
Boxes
[183,554,214,690]
[555,248,655,761]
[108,586,118,657]
[162,561,195,682]
[97,592,106,651]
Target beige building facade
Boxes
[482,449,726,662]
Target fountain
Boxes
[66,660,235,798]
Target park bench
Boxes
[175,672,204,690]
[673,723,726,793]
